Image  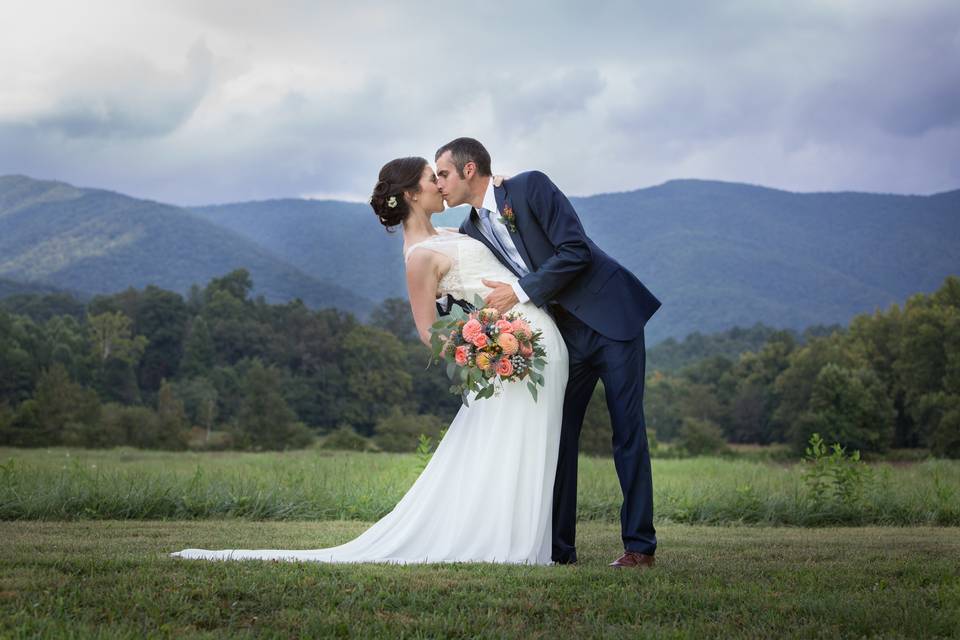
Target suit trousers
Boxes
[549,304,657,561]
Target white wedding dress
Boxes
[170,227,569,564]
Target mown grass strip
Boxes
[1,521,958,638]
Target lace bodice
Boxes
[403,227,518,302]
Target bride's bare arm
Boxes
[405,249,451,347]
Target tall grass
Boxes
[1,447,957,525]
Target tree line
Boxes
[643,276,959,458]
[0,271,957,457]
[0,270,460,452]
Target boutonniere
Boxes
[499,204,518,232]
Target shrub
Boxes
[321,425,379,452]
[373,408,445,453]
[185,425,235,451]
[284,421,316,450]
[802,432,872,507]
[100,403,158,449]
[677,417,728,455]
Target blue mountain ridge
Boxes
[190,178,960,344]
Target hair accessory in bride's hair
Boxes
[387,196,398,208]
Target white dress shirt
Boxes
[478,178,531,305]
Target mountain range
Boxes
[0,175,372,317]
[2,174,958,343]
[0,276,67,299]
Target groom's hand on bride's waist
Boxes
[481,279,519,313]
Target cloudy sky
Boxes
[2,0,958,205]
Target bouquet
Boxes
[429,294,547,404]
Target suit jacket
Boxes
[454,170,661,341]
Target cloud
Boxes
[490,68,605,135]
[792,9,960,141]
[32,39,215,139]
[0,0,958,204]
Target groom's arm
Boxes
[516,171,592,307]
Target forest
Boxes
[1,271,957,458]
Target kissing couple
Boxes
[171,137,661,568]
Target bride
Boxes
[170,157,569,564]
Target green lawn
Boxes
[2,447,958,526]
[1,520,958,638]
[3,448,958,637]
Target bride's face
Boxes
[410,165,445,215]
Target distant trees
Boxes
[235,360,313,450]
[369,297,418,342]
[643,276,960,457]
[0,312,36,405]
[0,272,957,457]
[0,270,459,452]
[645,323,841,373]
[11,364,101,447]
[338,325,412,434]
[790,364,894,453]
[88,311,147,404]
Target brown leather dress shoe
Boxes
[609,551,655,568]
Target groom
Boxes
[434,137,662,568]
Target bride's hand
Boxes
[492,175,508,187]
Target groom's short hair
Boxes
[435,137,492,178]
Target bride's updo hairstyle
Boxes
[370,156,427,232]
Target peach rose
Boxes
[461,319,483,343]
[495,319,514,333]
[473,333,489,348]
[497,332,519,355]
[455,345,470,365]
[496,357,514,377]
[519,342,534,358]
[511,319,531,335]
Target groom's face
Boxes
[435,150,471,208]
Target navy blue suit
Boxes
[456,171,661,560]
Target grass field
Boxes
[2,520,958,638]
[3,448,959,637]
[1,447,958,526]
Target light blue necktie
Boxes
[479,207,528,276]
